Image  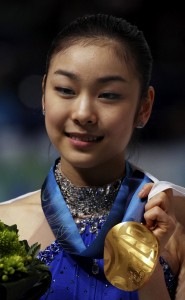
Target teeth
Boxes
[71,136,98,142]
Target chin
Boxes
[62,153,102,169]
[69,160,98,169]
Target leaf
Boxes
[0,220,52,299]
[3,223,19,235]
[27,243,41,258]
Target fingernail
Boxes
[138,188,145,197]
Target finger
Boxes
[144,206,175,237]
[144,206,168,228]
[145,188,173,214]
[138,183,154,198]
[144,206,176,250]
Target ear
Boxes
[135,86,155,128]
[42,74,46,112]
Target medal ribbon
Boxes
[41,160,152,258]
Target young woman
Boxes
[1,14,185,299]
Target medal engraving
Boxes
[104,222,159,291]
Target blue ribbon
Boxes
[41,159,152,258]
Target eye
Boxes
[55,87,75,96]
[99,92,121,100]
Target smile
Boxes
[65,132,103,142]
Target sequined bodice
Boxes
[38,217,177,300]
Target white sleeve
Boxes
[148,181,185,200]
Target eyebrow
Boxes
[53,69,127,83]
[54,69,79,80]
[97,75,127,83]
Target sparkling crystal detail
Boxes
[92,259,99,275]
[89,222,98,233]
[55,160,122,219]
[78,222,86,234]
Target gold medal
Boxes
[104,222,159,291]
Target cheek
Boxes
[106,110,136,150]
[44,108,65,142]
[106,109,135,133]
[113,124,134,146]
[45,96,66,128]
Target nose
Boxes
[71,95,97,126]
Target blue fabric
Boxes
[39,227,139,300]
[41,159,152,259]
[39,159,154,299]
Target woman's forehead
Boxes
[51,44,127,71]
[51,38,133,68]
[48,41,137,83]
[46,43,140,94]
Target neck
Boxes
[59,157,126,187]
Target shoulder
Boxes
[0,190,41,205]
[0,190,42,237]
[0,190,41,221]
[0,190,55,250]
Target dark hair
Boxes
[45,14,153,98]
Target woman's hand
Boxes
[138,183,176,252]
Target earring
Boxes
[42,109,45,116]
[136,120,144,129]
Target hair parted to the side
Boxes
[45,14,153,98]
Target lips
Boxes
[65,132,103,142]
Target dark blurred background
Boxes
[0,0,185,201]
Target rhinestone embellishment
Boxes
[55,160,122,219]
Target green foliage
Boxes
[0,220,49,283]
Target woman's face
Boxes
[43,42,153,178]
